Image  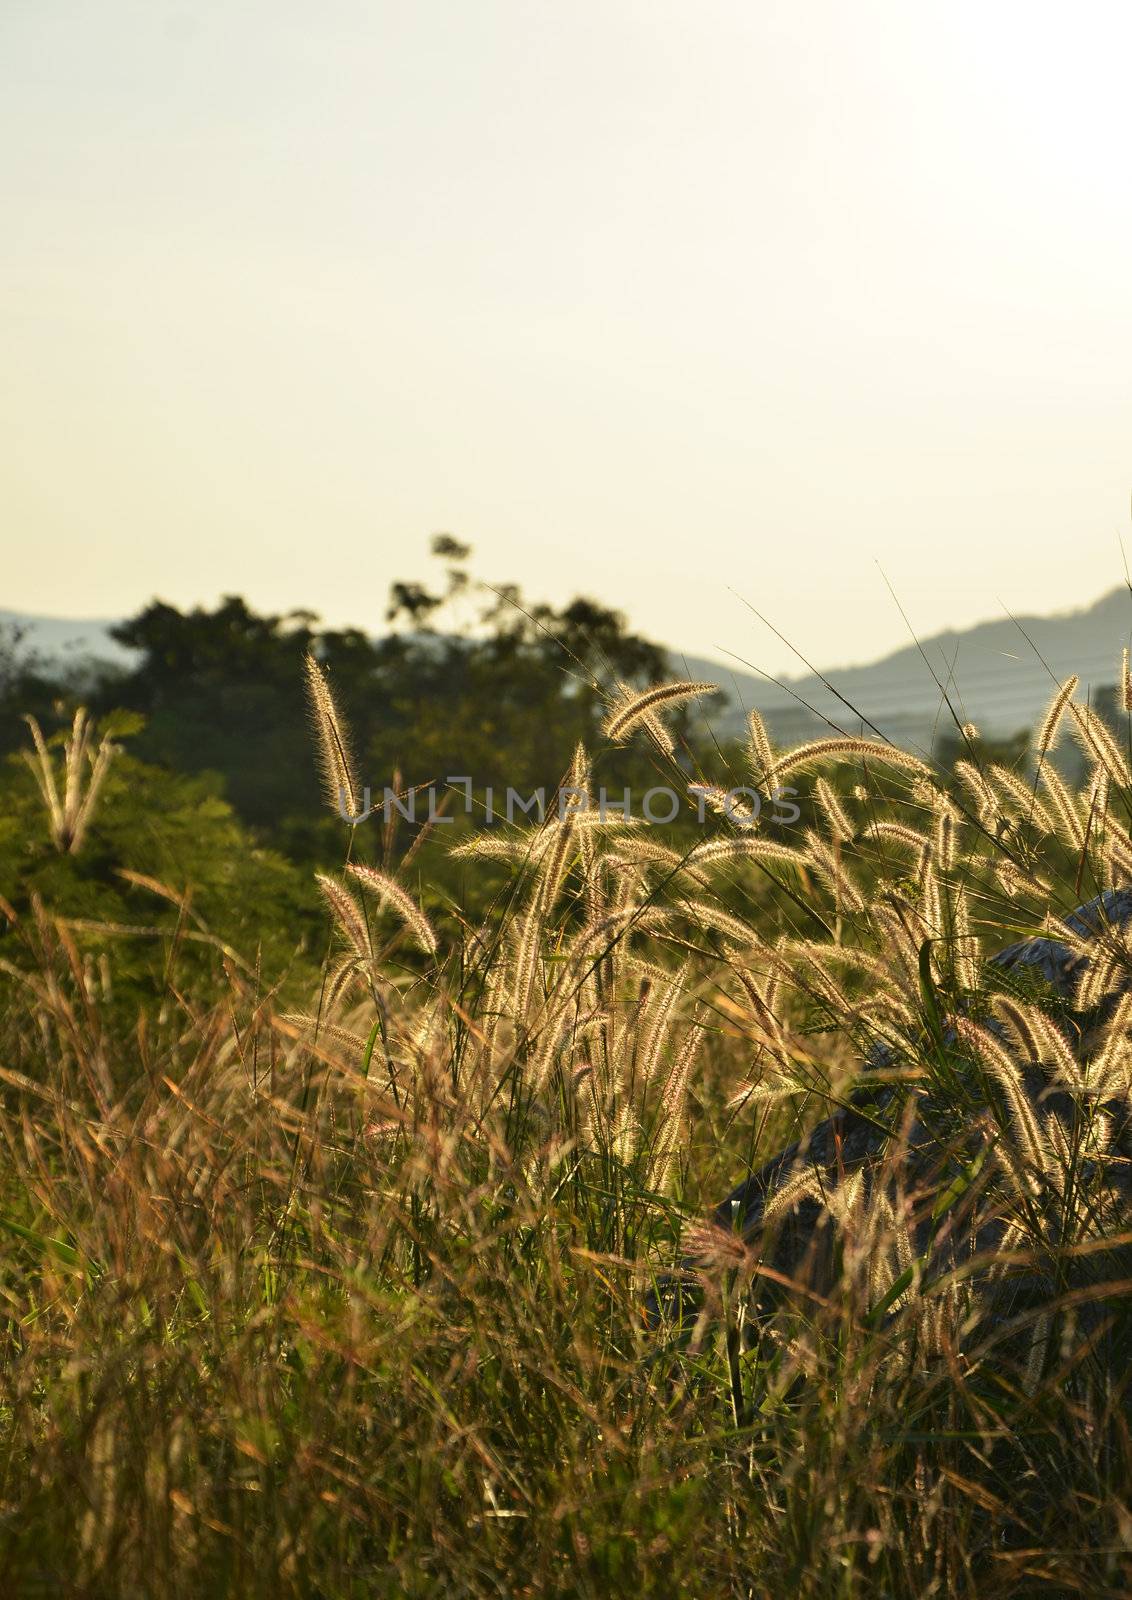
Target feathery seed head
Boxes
[771,737,933,784]
[1035,674,1080,758]
[303,652,359,819]
[346,862,438,955]
[603,680,717,749]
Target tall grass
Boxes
[1,668,1132,1595]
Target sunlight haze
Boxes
[3,0,1130,676]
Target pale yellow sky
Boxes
[3,1,1130,676]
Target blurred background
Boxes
[4,0,1132,968]
[3,0,1131,679]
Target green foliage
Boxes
[0,734,319,1010]
[1,545,729,934]
[0,545,709,911]
[99,545,681,840]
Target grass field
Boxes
[2,666,1132,1597]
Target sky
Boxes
[3,0,1131,678]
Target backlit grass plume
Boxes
[768,735,933,783]
[22,708,118,854]
[6,636,1132,1596]
[346,862,437,955]
[303,649,359,818]
[602,678,717,752]
[746,706,777,787]
[1034,673,1079,757]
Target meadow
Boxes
[1,626,1132,1598]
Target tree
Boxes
[1,542,712,920]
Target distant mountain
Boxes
[0,611,136,667]
[677,587,1132,756]
[6,589,1132,757]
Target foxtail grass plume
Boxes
[770,736,933,783]
[813,777,854,843]
[1039,764,1086,850]
[1035,674,1079,757]
[954,759,996,816]
[316,872,371,958]
[746,708,776,786]
[804,831,866,914]
[953,1016,1056,1186]
[603,680,717,752]
[1068,700,1132,788]
[22,709,118,854]
[346,863,438,955]
[686,836,805,868]
[863,820,931,852]
[303,650,360,818]
[690,784,759,828]
[987,764,1054,833]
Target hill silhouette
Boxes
[7,586,1132,756]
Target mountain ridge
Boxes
[6,588,1131,753]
